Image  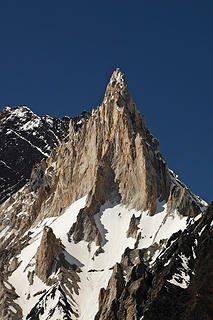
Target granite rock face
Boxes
[0,70,202,245]
[0,69,210,319]
[35,227,62,282]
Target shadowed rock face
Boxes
[141,204,213,320]
[95,204,213,320]
[26,285,75,320]
[0,106,69,204]
[0,106,90,204]
[95,249,152,320]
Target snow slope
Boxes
[8,194,196,319]
[9,196,87,318]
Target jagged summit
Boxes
[0,70,209,320]
[102,68,137,115]
[109,68,126,86]
[104,68,127,95]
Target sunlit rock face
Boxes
[35,227,62,282]
[0,69,208,320]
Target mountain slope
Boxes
[0,69,209,320]
[0,106,90,204]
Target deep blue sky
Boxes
[0,1,212,203]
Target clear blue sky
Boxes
[0,1,212,203]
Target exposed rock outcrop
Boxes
[95,248,151,320]
[142,203,213,320]
[126,214,139,238]
[0,277,23,320]
[26,285,76,320]
[94,204,213,320]
[35,227,62,282]
[0,69,204,251]
[0,69,208,320]
[95,263,125,320]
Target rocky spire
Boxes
[35,227,62,282]
[0,69,207,320]
[103,68,136,115]
[67,69,172,244]
[0,69,203,251]
[105,68,126,95]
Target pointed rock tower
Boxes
[35,227,62,282]
[0,69,203,248]
[65,68,201,244]
[0,69,207,320]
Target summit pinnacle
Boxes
[0,70,208,320]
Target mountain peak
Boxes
[109,68,125,87]
[105,68,126,95]
[0,71,208,320]
[102,68,135,116]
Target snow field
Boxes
[9,195,191,319]
[9,196,87,318]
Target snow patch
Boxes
[167,254,191,289]
[20,118,41,131]
[4,281,12,290]
[8,305,17,313]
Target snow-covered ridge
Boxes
[0,106,90,204]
